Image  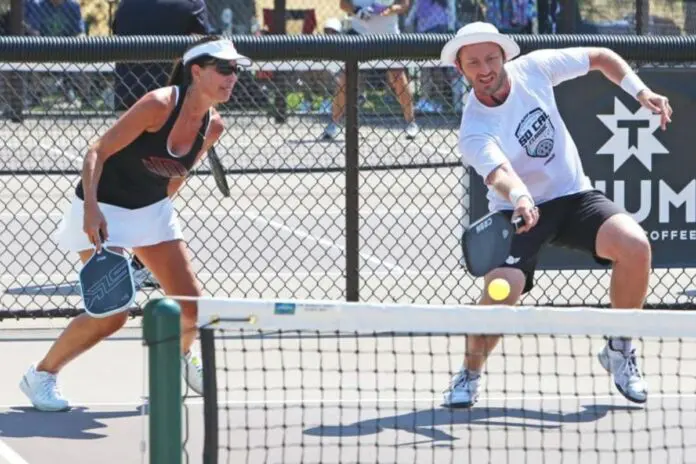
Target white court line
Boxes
[248,211,408,273]
[0,440,29,464]
[0,207,457,222]
[1,207,444,274]
[1,393,694,410]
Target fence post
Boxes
[345,58,360,302]
[558,0,577,33]
[272,0,287,123]
[636,0,649,34]
[8,0,24,122]
[143,298,182,464]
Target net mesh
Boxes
[184,298,696,463]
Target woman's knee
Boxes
[178,284,202,322]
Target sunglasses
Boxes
[208,60,239,76]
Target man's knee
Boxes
[480,268,526,305]
[597,214,651,267]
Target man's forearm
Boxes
[588,48,648,98]
[485,163,533,206]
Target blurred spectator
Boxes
[112,0,212,111]
[484,0,537,33]
[405,0,455,113]
[24,0,85,37]
[297,17,344,114]
[406,0,452,34]
[23,0,86,107]
[322,0,419,141]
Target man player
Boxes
[440,22,672,408]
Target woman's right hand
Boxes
[83,201,108,252]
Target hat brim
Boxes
[440,32,520,66]
[208,50,253,67]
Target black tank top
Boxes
[76,86,210,209]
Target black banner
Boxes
[470,67,696,270]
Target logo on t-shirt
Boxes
[515,108,555,158]
[142,156,188,178]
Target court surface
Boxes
[1,319,696,463]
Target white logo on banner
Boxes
[595,98,695,242]
[596,98,668,172]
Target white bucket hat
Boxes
[183,39,252,67]
[440,22,520,66]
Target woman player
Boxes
[19,36,250,411]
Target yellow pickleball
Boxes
[488,278,511,301]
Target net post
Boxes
[345,57,360,302]
[200,328,218,464]
[143,298,182,464]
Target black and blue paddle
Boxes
[462,211,525,277]
[79,236,136,318]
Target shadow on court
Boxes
[303,403,643,442]
[0,405,145,439]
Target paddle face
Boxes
[79,248,136,318]
[462,212,523,277]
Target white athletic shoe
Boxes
[442,368,480,408]
[19,364,70,412]
[405,121,419,140]
[598,343,648,404]
[321,121,340,140]
[182,351,204,396]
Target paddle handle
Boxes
[512,216,526,231]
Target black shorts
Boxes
[497,190,627,294]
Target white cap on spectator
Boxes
[440,22,520,66]
[324,18,342,33]
[183,39,252,66]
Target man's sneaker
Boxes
[321,122,340,140]
[405,121,419,140]
[598,343,648,404]
[442,368,480,408]
[19,364,70,412]
[131,259,160,289]
[181,351,203,396]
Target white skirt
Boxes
[54,196,184,253]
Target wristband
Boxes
[509,187,533,207]
[620,72,648,100]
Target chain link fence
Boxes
[0,34,695,319]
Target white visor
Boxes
[182,39,252,67]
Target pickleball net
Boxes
[145,297,696,463]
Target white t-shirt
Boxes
[459,48,594,212]
[350,0,400,35]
